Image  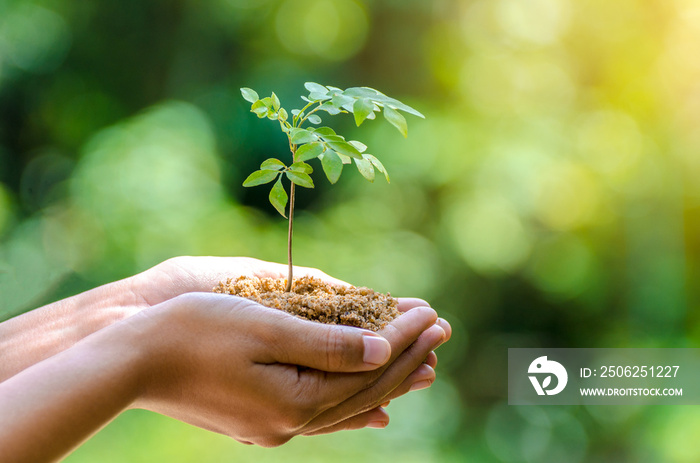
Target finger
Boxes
[375,357,437,408]
[291,307,439,408]
[375,306,438,364]
[261,315,392,372]
[425,351,437,368]
[301,324,445,433]
[395,299,450,345]
[383,363,436,401]
[396,298,431,313]
[267,305,436,374]
[436,317,452,343]
[319,356,437,411]
[303,407,390,436]
[374,363,437,408]
[396,300,451,344]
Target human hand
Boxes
[0,262,450,461]
[128,256,350,308]
[1,255,449,400]
[128,291,449,446]
[126,256,451,434]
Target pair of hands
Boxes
[0,256,450,461]
[128,257,450,446]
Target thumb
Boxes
[269,318,392,373]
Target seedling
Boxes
[240,82,423,291]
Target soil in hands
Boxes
[213,276,401,331]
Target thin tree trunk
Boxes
[285,182,295,292]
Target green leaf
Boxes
[343,87,379,99]
[363,154,390,183]
[321,134,345,143]
[353,98,374,126]
[291,109,302,117]
[345,87,424,118]
[241,87,259,103]
[383,106,408,137]
[278,107,288,121]
[307,114,322,124]
[295,142,324,162]
[327,141,362,159]
[290,128,317,144]
[271,92,281,111]
[354,157,375,182]
[337,153,352,164]
[290,161,313,174]
[243,169,279,187]
[286,171,314,188]
[332,94,354,107]
[321,150,343,184]
[269,177,288,217]
[251,100,268,117]
[260,158,285,171]
[382,96,424,118]
[313,127,336,136]
[348,140,367,153]
[261,97,273,108]
[318,102,342,115]
[309,92,331,101]
[305,82,329,95]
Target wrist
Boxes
[0,276,142,382]
[119,298,191,409]
[0,316,148,462]
[80,313,154,409]
[68,276,144,335]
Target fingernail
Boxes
[410,379,432,392]
[380,401,390,407]
[428,325,446,348]
[363,336,391,365]
[367,421,388,429]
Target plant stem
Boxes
[286,182,295,292]
[285,143,299,293]
[283,100,321,292]
[298,103,323,126]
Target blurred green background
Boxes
[1,0,700,461]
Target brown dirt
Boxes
[213,276,400,331]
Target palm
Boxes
[130,256,346,308]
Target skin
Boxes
[0,257,452,462]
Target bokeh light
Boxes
[275,0,369,61]
[2,0,700,461]
[0,2,71,74]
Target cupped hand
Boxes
[125,256,451,438]
[128,256,452,346]
[128,292,448,447]
[128,256,348,308]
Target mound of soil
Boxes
[213,276,400,331]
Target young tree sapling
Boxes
[240,82,423,292]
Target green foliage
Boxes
[240,83,423,292]
[268,177,288,218]
[239,83,423,217]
